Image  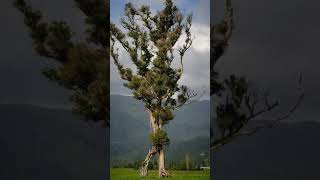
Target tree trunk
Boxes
[139,109,169,178]
[148,109,158,132]
[186,153,191,171]
[158,147,169,178]
[139,146,157,177]
[139,110,158,177]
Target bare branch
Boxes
[212,74,304,152]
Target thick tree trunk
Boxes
[148,109,158,132]
[139,109,169,178]
[158,147,169,178]
[139,110,159,177]
[139,146,157,177]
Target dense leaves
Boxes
[111,0,195,146]
[149,129,170,147]
[14,0,109,126]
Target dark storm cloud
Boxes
[213,0,320,121]
[0,0,87,106]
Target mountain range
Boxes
[1,97,320,179]
[110,95,211,167]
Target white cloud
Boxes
[191,24,210,53]
[174,23,210,53]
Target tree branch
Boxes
[212,75,304,152]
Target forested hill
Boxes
[1,98,319,179]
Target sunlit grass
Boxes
[111,168,210,180]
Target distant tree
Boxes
[211,0,304,151]
[110,0,195,178]
[133,160,143,170]
[185,152,192,171]
[126,162,134,169]
[14,0,109,126]
[168,161,177,170]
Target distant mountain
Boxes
[0,104,107,180]
[110,95,211,166]
[3,100,319,179]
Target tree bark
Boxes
[139,110,159,177]
[139,146,157,177]
[139,109,169,178]
[158,147,169,178]
[148,109,158,132]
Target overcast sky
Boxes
[0,0,319,121]
[110,0,210,100]
[213,0,320,122]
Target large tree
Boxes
[14,0,109,126]
[211,0,304,152]
[110,0,195,178]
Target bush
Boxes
[149,129,170,147]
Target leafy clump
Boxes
[149,129,170,147]
[14,0,109,126]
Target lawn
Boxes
[111,168,210,180]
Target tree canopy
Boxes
[14,0,109,126]
[110,0,196,127]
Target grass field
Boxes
[111,168,210,180]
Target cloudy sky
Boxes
[110,0,210,100]
[0,0,210,107]
[0,0,319,121]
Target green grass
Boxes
[111,168,210,180]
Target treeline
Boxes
[112,157,210,171]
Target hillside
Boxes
[2,100,320,179]
[0,104,107,180]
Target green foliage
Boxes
[154,107,175,124]
[149,129,170,147]
[14,0,109,126]
[111,0,195,126]
[74,0,109,47]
